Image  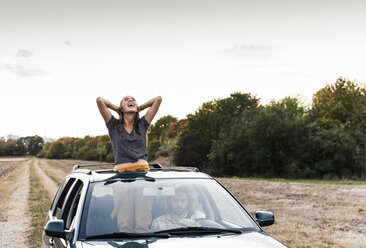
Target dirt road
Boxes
[0,159,30,248]
[34,160,58,198]
[0,158,62,247]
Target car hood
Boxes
[80,231,287,248]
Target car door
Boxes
[43,177,75,247]
[47,178,84,248]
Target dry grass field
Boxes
[0,157,365,247]
[218,178,366,247]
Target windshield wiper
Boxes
[85,232,170,239]
[154,227,242,235]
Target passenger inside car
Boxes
[151,186,205,231]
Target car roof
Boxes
[69,163,213,183]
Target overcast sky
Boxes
[1,0,366,139]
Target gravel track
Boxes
[0,158,61,248]
[38,160,68,185]
[33,160,59,198]
[0,160,30,248]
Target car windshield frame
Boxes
[78,177,260,240]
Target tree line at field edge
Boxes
[1,77,365,180]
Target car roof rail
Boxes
[72,168,92,175]
[72,163,115,172]
[160,166,199,172]
[148,163,164,169]
[72,163,164,173]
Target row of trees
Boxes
[164,77,365,179]
[37,135,114,162]
[2,77,365,179]
[0,135,44,156]
[36,117,185,163]
[0,134,114,162]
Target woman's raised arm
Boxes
[139,96,162,124]
[96,97,119,123]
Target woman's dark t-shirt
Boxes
[106,115,150,164]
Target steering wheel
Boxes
[178,218,200,227]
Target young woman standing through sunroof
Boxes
[96,95,162,172]
[96,95,162,233]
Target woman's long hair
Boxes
[117,107,141,135]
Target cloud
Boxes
[4,63,48,77]
[63,40,72,46]
[218,44,278,61]
[15,49,34,58]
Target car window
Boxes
[53,178,76,219]
[61,180,84,230]
[50,179,67,211]
[79,178,259,238]
[205,181,254,227]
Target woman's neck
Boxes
[123,112,135,128]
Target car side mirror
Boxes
[255,211,275,227]
[44,220,69,239]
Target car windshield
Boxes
[79,178,259,239]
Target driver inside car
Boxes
[151,186,205,232]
